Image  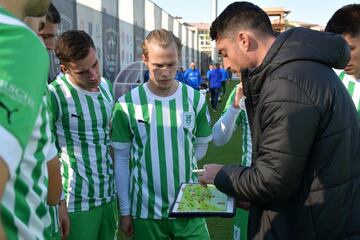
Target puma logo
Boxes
[0,101,18,124]
[137,119,149,126]
[71,113,83,121]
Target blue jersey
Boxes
[206,69,212,80]
[175,70,185,83]
[184,68,202,90]
[209,69,222,89]
[220,68,228,82]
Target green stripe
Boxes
[155,100,169,217]
[86,95,105,203]
[191,92,201,182]
[241,111,249,166]
[339,71,346,81]
[1,206,18,239]
[98,95,109,143]
[14,168,30,225]
[49,89,61,151]
[32,100,48,199]
[63,79,95,209]
[53,80,82,211]
[99,82,111,102]
[182,85,190,182]
[169,99,180,194]
[138,85,155,218]
[348,81,355,96]
[33,99,49,219]
[97,94,113,199]
[124,92,144,217]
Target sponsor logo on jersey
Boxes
[0,79,35,108]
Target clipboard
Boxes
[169,183,235,218]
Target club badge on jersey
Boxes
[183,112,195,129]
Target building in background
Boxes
[286,20,324,31]
[187,7,328,73]
[264,7,290,32]
[186,22,213,76]
[51,0,201,83]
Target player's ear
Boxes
[142,54,148,65]
[60,64,70,74]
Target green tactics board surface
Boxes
[169,183,235,218]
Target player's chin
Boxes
[89,78,101,86]
[158,79,174,85]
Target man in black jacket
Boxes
[199,2,360,239]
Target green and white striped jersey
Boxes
[48,75,116,213]
[223,85,252,166]
[337,70,360,115]
[112,82,212,219]
[0,7,56,240]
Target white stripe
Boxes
[56,80,85,212]
[131,89,150,218]
[0,125,23,173]
[93,87,109,204]
[48,84,63,118]
[22,102,50,238]
[0,12,28,28]
[148,96,163,219]
[177,96,186,185]
[187,88,197,183]
[351,80,360,110]
[77,92,100,205]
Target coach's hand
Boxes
[120,215,133,237]
[198,164,223,186]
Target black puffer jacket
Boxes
[215,28,360,239]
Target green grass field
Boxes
[119,80,243,240]
[199,80,243,240]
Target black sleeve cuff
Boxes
[214,165,246,198]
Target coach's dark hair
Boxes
[325,4,360,37]
[210,1,274,41]
[46,3,61,24]
[55,30,95,64]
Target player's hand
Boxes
[198,164,223,186]
[59,200,70,240]
[232,84,244,109]
[120,215,133,237]
[236,201,251,210]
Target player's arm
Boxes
[195,94,213,160]
[194,142,208,161]
[46,156,62,205]
[0,157,9,240]
[113,144,133,236]
[212,84,243,146]
[111,101,134,236]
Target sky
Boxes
[151,0,360,26]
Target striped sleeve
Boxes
[195,93,212,142]
[111,100,133,148]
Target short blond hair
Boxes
[142,29,182,59]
